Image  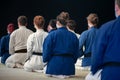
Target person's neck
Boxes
[89,24,94,28]
[37,28,43,30]
[57,24,64,28]
[19,25,26,27]
[59,24,64,27]
[35,25,42,30]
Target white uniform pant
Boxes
[85,69,102,80]
[5,53,27,68]
[23,55,44,72]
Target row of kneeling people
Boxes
[0,10,102,79]
[1,0,120,79]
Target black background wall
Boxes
[0,0,115,38]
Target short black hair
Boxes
[49,19,56,28]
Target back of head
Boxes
[33,15,45,28]
[49,19,56,29]
[17,16,27,26]
[56,11,70,26]
[87,13,99,26]
[7,23,15,34]
[66,20,76,31]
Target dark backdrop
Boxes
[0,0,115,38]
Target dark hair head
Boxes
[56,11,70,26]
[66,20,76,30]
[17,16,27,26]
[87,13,99,26]
[49,19,56,29]
[115,0,120,8]
[33,15,45,28]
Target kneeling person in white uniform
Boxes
[5,16,33,68]
[24,15,48,72]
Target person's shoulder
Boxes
[103,20,115,26]
[29,33,35,36]
[27,33,35,40]
[81,29,88,36]
[26,28,33,33]
[88,27,98,33]
[41,31,48,38]
[1,34,10,41]
[12,28,18,32]
[1,35,6,40]
[97,19,116,35]
[100,19,115,29]
[43,31,48,35]
[68,30,78,39]
[10,29,19,36]
[49,29,57,35]
[47,29,63,38]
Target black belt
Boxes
[52,53,73,57]
[84,52,91,57]
[104,62,120,67]
[33,52,42,56]
[15,49,27,53]
[25,52,42,62]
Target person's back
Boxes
[91,0,120,80]
[79,13,99,69]
[43,11,79,79]
[48,27,78,54]
[0,23,14,64]
[24,15,48,72]
[10,25,33,52]
[81,27,97,54]
[91,13,120,80]
[5,16,33,68]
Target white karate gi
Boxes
[5,26,33,68]
[24,29,48,72]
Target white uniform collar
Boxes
[36,29,44,32]
[68,29,75,33]
[19,26,26,29]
